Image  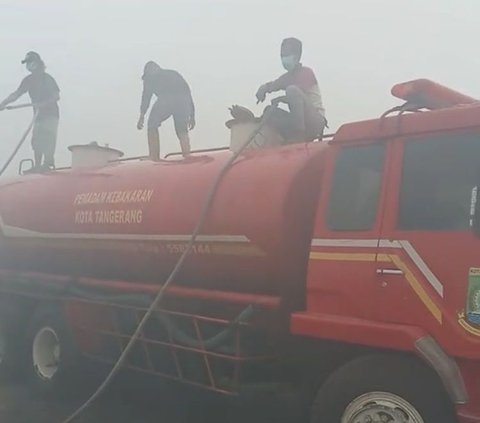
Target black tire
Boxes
[310,354,456,423]
[26,305,81,398]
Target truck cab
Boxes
[293,82,480,422]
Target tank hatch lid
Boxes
[68,142,124,169]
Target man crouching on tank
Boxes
[256,38,327,143]
[137,61,196,160]
[0,51,60,171]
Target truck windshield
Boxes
[399,134,480,231]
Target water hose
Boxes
[62,107,275,423]
[0,106,37,177]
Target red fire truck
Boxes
[0,79,479,423]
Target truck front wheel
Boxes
[310,354,456,423]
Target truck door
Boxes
[375,132,480,339]
[305,140,389,321]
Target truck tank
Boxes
[0,143,327,312]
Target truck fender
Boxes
[415,335,468,405]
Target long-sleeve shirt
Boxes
[263,65,325,116]
[140,69,194,116]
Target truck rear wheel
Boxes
[26,305,80,397]
[310,354,456,423]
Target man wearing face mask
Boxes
[0,51,60,170]
[256,37,326,142]
[137,61,195,160]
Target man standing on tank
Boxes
[256,38,327,142]
[137,61,195,160]
[0,51,60,171]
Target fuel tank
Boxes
[0,143,327,310]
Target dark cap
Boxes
[21,51,42,64]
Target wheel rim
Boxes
[342,392,425,423]
[33,327,61,380]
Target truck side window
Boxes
[399,135,480,230]
[327,144,385,231]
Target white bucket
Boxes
[228,120,285,153]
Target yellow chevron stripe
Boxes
[389,255,442,324]
[309,252,378,262]
[309,252,393,263]
[309,251,442,324]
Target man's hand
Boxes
[271,96,287,107]
[188,115,196,131]
[256,85,268,104]
[137,115,144,130]
[0,92,22,112]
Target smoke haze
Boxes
[0,0,479,172]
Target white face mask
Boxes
[26,61,38,72]
[281,55,298,71]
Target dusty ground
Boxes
[0,381,194,423]
[0,375,302,423]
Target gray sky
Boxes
[1,0,479,173]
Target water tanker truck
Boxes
[0,79,480,422]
